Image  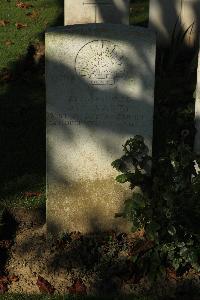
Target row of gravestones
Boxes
[65,0,200,47]
[46,0,200,235]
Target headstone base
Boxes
[47,179,132,234]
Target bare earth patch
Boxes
[2,210,200,298]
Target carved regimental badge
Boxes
[75,40,125,85]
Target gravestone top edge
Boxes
[45,24,154,34]
[45,24,156,41]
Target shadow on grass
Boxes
[0,0,64,202]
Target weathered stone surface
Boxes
[64,0,130,25]
[46,24,156,234]
[149,0,200,48]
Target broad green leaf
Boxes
[116,173,132,183]
[111,159,123,170]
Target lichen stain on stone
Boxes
[47,178,132,234]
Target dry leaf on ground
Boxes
[0,282,8,294]
[23,192,42,197]
[0,275,18,284]
[26,10,38,19]
[36,276,55,294]
[16,1,33,9]
[8,275,19,283]
[68,279,87,295]
[4,40,14,46]
[0,276,9,284]
[166,267,177,281]
[15,22,27,29]
[0,20,10,26]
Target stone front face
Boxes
[195,49,200,154]
[64,0,130,25]
[149,0,200,48]
[46,24,156,234]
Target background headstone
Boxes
[46,24,156,234]
[149,0,200,48]
[64,0,130,25]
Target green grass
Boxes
[0,0,64,207]
[0,0,63,69]
[130,0,149,26]
[0,174,46,209]
[0,0,149,69]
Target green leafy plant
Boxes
[112,135,200,282]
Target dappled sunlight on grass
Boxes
[0,0,63,69]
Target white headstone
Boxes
[149,0,200,48]
[46,24,156,234]
[64,0,130,25]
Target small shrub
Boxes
[112,135,200,282]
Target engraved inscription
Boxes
[75,40,124,85]
[47,112,144,127]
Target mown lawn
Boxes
[0,0,63,208]
[0,0,63,69]
[0,0,149,69]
